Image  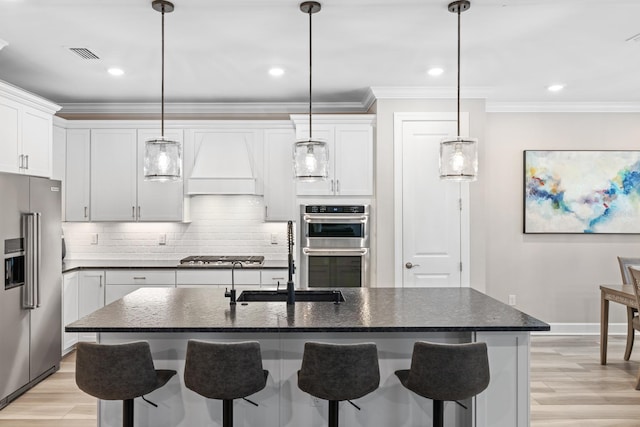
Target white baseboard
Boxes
[533,322,628,336]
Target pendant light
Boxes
[144,0,182,182]
[439,0,478,181]
[293,1,329,182]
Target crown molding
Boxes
[0,80,60,114]
[57,101,371,115]
[486,101,640,113]
[369,86,493,99]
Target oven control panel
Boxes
[304,205,366,214]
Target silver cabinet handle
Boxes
[137,206,141,219]
[25,155,29,169]
[132,206,135,218]
[336,179,340,193]
[133,276,146,280]
[84,206,88,218]
[18,154,24,169]
[405,262,420,269]
[330,179,334,192]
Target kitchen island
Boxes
[66,287,548,427]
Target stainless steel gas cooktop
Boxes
[178,255,265,267]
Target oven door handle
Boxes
[302,248,369,256]
[303,215,368,223]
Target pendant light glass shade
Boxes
[144,137,182,181]
[439,0,478,182]
[439,136,478,181]
[144,0,182,182]
[293,139,329,181]
[294,1,329,181]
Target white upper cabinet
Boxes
[291,115,375,196]
[90,129,138,221]
[65,129,91,222]
[0,81,60,177]
[263,128,296,221]
[136,129,184,221]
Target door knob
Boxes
[405,262,420,269]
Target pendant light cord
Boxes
[161,6,166,138]
[308,7,313,140]
[456,6,461,137]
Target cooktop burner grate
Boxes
[179,255,265,266]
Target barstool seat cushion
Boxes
[298,342,380,402]
[395,341,489,402]
[75,341,177,401]
[184,340,268,400]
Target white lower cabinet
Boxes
[105,270,176,304]
[260,269,289,287]
[177,269,261,288]
[77,270,105,343]
[62,271,79,353]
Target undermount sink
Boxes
[237,290,345,303]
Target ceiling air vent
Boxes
[68,47,100,59]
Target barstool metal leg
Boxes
[123,399,134,427]
[432,400,444,427]
[223,399,233,427]
[328,400,339,427]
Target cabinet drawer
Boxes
[177,269,260,285]
[261,269,289,287]
[106,270,176,285]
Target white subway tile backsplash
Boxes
[63,195,290,261]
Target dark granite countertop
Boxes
[66,287,550,333]
[62,259,288,273]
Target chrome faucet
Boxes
[224,261,243,305]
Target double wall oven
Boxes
[300,205,369,288]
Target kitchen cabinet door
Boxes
[294,125,334,196]
[90,129,137,221]
[77,270,105,342]
[21,107,52,177]
[333,125,373,196]
[0,97,20,174]
[263,128,296,221]
[65,129,91,221]
[62,272,79,353]
[136,129,184,221]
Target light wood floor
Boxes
[2,336,640,426]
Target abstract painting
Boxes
[524,150,640,233]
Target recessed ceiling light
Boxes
[107,67,124,76]
[547,84,565,92]
[427,67,444,76]
[269,67,285,77]
[0,39,8,51]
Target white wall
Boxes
[63,195,289,261]
[485,112,640,324]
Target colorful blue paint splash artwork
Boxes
[524,151,640,233]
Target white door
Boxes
[395,113,469,287]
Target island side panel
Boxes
[475,331,531,427]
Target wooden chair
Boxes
[617,257,640,360]
[625,267,640,390]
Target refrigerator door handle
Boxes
[23,212,41,309]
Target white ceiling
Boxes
[0,0,639,110]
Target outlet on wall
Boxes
[91,233,98,245]
[271,233,278,245]
[508,294,516,306]
[159,234,167,245]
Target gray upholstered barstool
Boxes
[184,340,268,427]
[395,341,490,427]
[75,341,177,427]
[298,342,380,427]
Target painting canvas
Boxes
[524,151,640,234]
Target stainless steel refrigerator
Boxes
[0,173,61,409]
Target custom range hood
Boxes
[187,133,257,195]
